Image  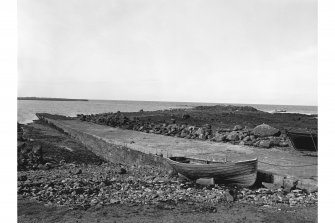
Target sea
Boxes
[17,100,318,124]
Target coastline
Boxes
[18,97,88,101]
[17,107,317,222]
[18,100,318,125]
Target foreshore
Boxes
[17,105,317,222]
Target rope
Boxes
[258,160,317,167]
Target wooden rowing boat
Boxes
[287,130,318,152]
[166,157,258,186]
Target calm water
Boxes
[18,100,318,124]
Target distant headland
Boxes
[18,97,88,101]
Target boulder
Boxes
[279,141,289,147]
[199,134,207,140]
[269,137,281,147]
[213,133,225,142]
[195,128,205,136]
[259,140,272,148]
[252,124,280,137]
[226,131,239,141]
[180,130,188,138]
[243,136,250,142]
[233,125,243,131]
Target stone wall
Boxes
[39,116,171,170]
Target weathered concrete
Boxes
[40,117,317,191]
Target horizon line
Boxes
[17,96,318,107]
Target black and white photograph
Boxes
[10,0,323,222]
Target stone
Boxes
[233,125,243,131]
[268,137,281,147]
[18,175,27,181]
[243,136,250,142]
[182,114,190,119]
[259,140,271,148]
[226,131,239,141]
[279,141,289,147]
[225,193,234,202]
[117,167,127,174]
[203,124,211,129]
[296,179,318,193]
[213,133,225,142]
[180,130,188,138]
[195,128,205,136]
[196,178,215,186]
[110,199,120,204]
[75,169,82,175]
[244,141,254,146]
[252,124,280,137]
[17,142,27,151]
[262,182,281,190]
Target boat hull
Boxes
[166,157,258,186]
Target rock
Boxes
[37,164,45,169]
[196,178,214,186]
[203,124,211,129]
[259,140,271,148]
[90,199,99,205]
[75,169,82,175]
[269,137,281,147]
[243,136,250,142]
[225,193,234,202]
[226,131,239,141]
[262,182,281,190]
[110,199,120,204]
[17,142,27,151]
[168,169,178,178]
[117,167,127,174]
[279,141,289,147]
[213,133,225,142]
[180,130,188,138]
[32,144,42,154]
[195,128,205,136]
[18,175,27,181]
[244,141,254,146]
[182,114,190,119]
[252,124,280,137]
[233,125,243,131]
[199,134,207,140]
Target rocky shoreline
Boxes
[76,105,317,150]
[18,162,317,211]
[17,109,318,214]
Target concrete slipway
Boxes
[40,116,318,192]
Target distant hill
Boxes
[18,97,88,101]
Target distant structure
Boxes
[18,97,88,101]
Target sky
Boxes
[18,0,317,106]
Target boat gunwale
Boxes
[166,156,258,166]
